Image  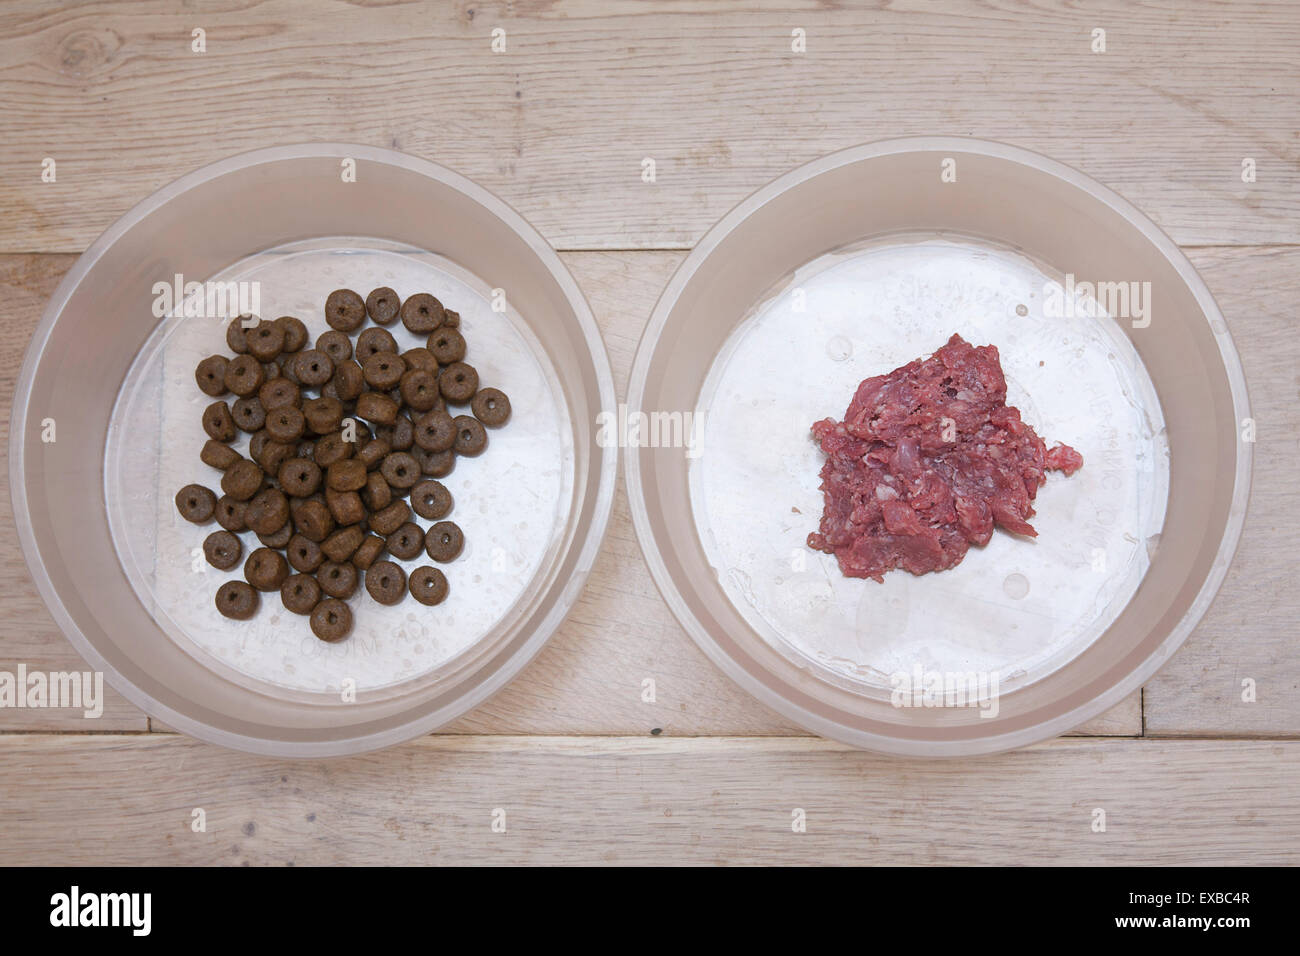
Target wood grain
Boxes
[0,0,1296,254]
[0,734,1294,865]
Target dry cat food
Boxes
[807,334,1083,582]
[177,288,512,642]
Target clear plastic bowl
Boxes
[626,137,1251,756]
[11,145,617,756]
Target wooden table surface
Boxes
[1,1,1297,865]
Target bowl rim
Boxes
[624,135,1253,757]
[10,143,619,756]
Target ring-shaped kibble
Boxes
[257,522,293,549]
[355,392,399,426]
[280,573,321,615]
[325,288,366,332]
[424,521,464,563]
[256,440,293,479]
[248,429,269,463]
[366,286,401,326]
[368,500,410,537]
[215,495,248,532]
[287,533,325,573]
[400,293,445,334]
[203,401,237,442]
[399,369,440,412]
[410,479,452,520]
[216,580,259,620]
[220,459,264,501]
[231,396,266,433]
[247,319,285,361]
[380,451,419,489]
[313,330,350,365]
[442,309,460,328]
[351,535,386,570]
[260,361,281,385]
[275,315,309,353]
[195,355,229,396]
[413,408,456,452]
[322,525,365,563]
[265,405,306,443]
[325,489,366,526]
[428,327,466,365]
[408,566,449,606]
[203,529,242,571]
[245,488,290,536]
[357,437,391,471]
[331,360,364,402]
[226,317,251,354]
[259,377,300,411]
[471,387,511,427]
[293,349,335,387]
[292,499,334,543]
[401,347,438,375]
[175,483,217,523]
[278,457,322,497]
[317,560,359,599]
[439,361,478,404]
[365,560,407,606]
[313,431,353,468]
[244,547,289,592]
[303,395,344,435]
[327,459,367,492]
[386,522,424,560]
[310,598,353,642]
[362,471,392,512]
[356,327,399,363]
[223,354,265,397]
[201,439,240,471]
[380,414,415,451]
[363,351,406,390]
[416,447,456,478]
[452,415,487,456]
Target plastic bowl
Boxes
[626,137,1251,756]
[11,144,616,756]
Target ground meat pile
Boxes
[807,334,1083,582]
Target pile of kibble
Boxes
[173,288,511,643]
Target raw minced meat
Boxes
[807,334,1083,582]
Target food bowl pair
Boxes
[12,139,1249,756]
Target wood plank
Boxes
[1145,246,1300,736]
[0,734,1294,864]
[0,0,1297,253]
[0,251,1139,736]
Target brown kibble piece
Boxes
[293,349,335,387]
[425,521,464,563]
[331,359,364,402]
[355,391,399,425]
[365,560,407,606]
[275,315,309,353]
[316,329,353,364]
[400,293,444,334]
[231,396,266,433]
[362,471,392,511]
[195,355,229,396]
[310,598,352,642]
[175,483,217,523]
[216,580,258,620]
[313,430,353,467]
[366,286,401,326]
[327,459,367,492]
[317,560,359,599]
[399,369,440,412]
[258,522,293,549]
[369,500,410,536]
[415,447,456,478]
[278,457,322,497]
[244,487,290,536]
[203,401,237,442]
[325,488,366,525]
[408,566,449,606]
[215,495,248,532]
[380,451,419,489]
[453,415,487,456]
[258,377,300,411]
[292,498,334,542]
[223,354,265,397]
[363,351,406,390]
[265,405,306,443]
[351,534,386,570]
[386,522,424,560]
[439,362,478,403]
[413,408,456,452]
[255,439,294,478]
[246,319,285,361]
[471,387,511,427]
[226,317,252,354]
[303,395,344,435]
[378,414,415,451]
[357,437,391,471]
[287,533,325,574]
[325,288,366,332]
[356,327,399,363]
[410,479,452,520]
[220,459,263,501]
[201,439,240,470]
[281,574,321,615]
[401,347,438,375]
[244,547,289,592]
[322,525,365,563]
[428,327,466,365]
[203,530,242,571]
